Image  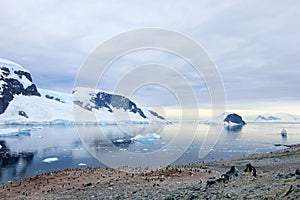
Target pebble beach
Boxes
[1,144,299,199]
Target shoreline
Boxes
[1,144,300,199]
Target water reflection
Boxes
[0,140,35,182]
[225,125,243,132]
[78,124,165,154]
[0,123,299,183]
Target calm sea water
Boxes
[1,123,300,183]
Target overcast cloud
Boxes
[0,0,299,114]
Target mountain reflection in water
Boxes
[0,140,35,182]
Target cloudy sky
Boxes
[0,0,299,116]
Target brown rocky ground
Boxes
[1,144,300,200]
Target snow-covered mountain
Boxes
[0,58,40,114]
[0,58,167,125]
[255,113,300,122]
[72,87,167,123]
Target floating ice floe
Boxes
[131,133,162,142]
[119,148,127,151]
[42,157,59,163]
[110,133,162,146]
[78,163,87,166]
[19,129,31,136]
[0,144,2,149]
[0,129,20,137]
[0,128,31,137]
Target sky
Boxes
[0,0,299,116]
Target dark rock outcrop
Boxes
[74,90,149,119]
[14,70,33,82]
[93,92,147,118]
[224,113,246,125]
[148,110,166,121]
[45,94,64,103]
[18,110,29,118]
[224,113,246,131]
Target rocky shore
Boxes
[1,144,300,199]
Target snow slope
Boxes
[0,87,167,125]
[0,58,167,125]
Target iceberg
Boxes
[42,157,59,163]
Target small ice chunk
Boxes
[0,144,2,149]
[31,126,43,131]
[119,148,127,151]
[78,163,87,166]
[42,157,59,163]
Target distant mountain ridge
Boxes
[0,58,167,124]
[255,113,300,122]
